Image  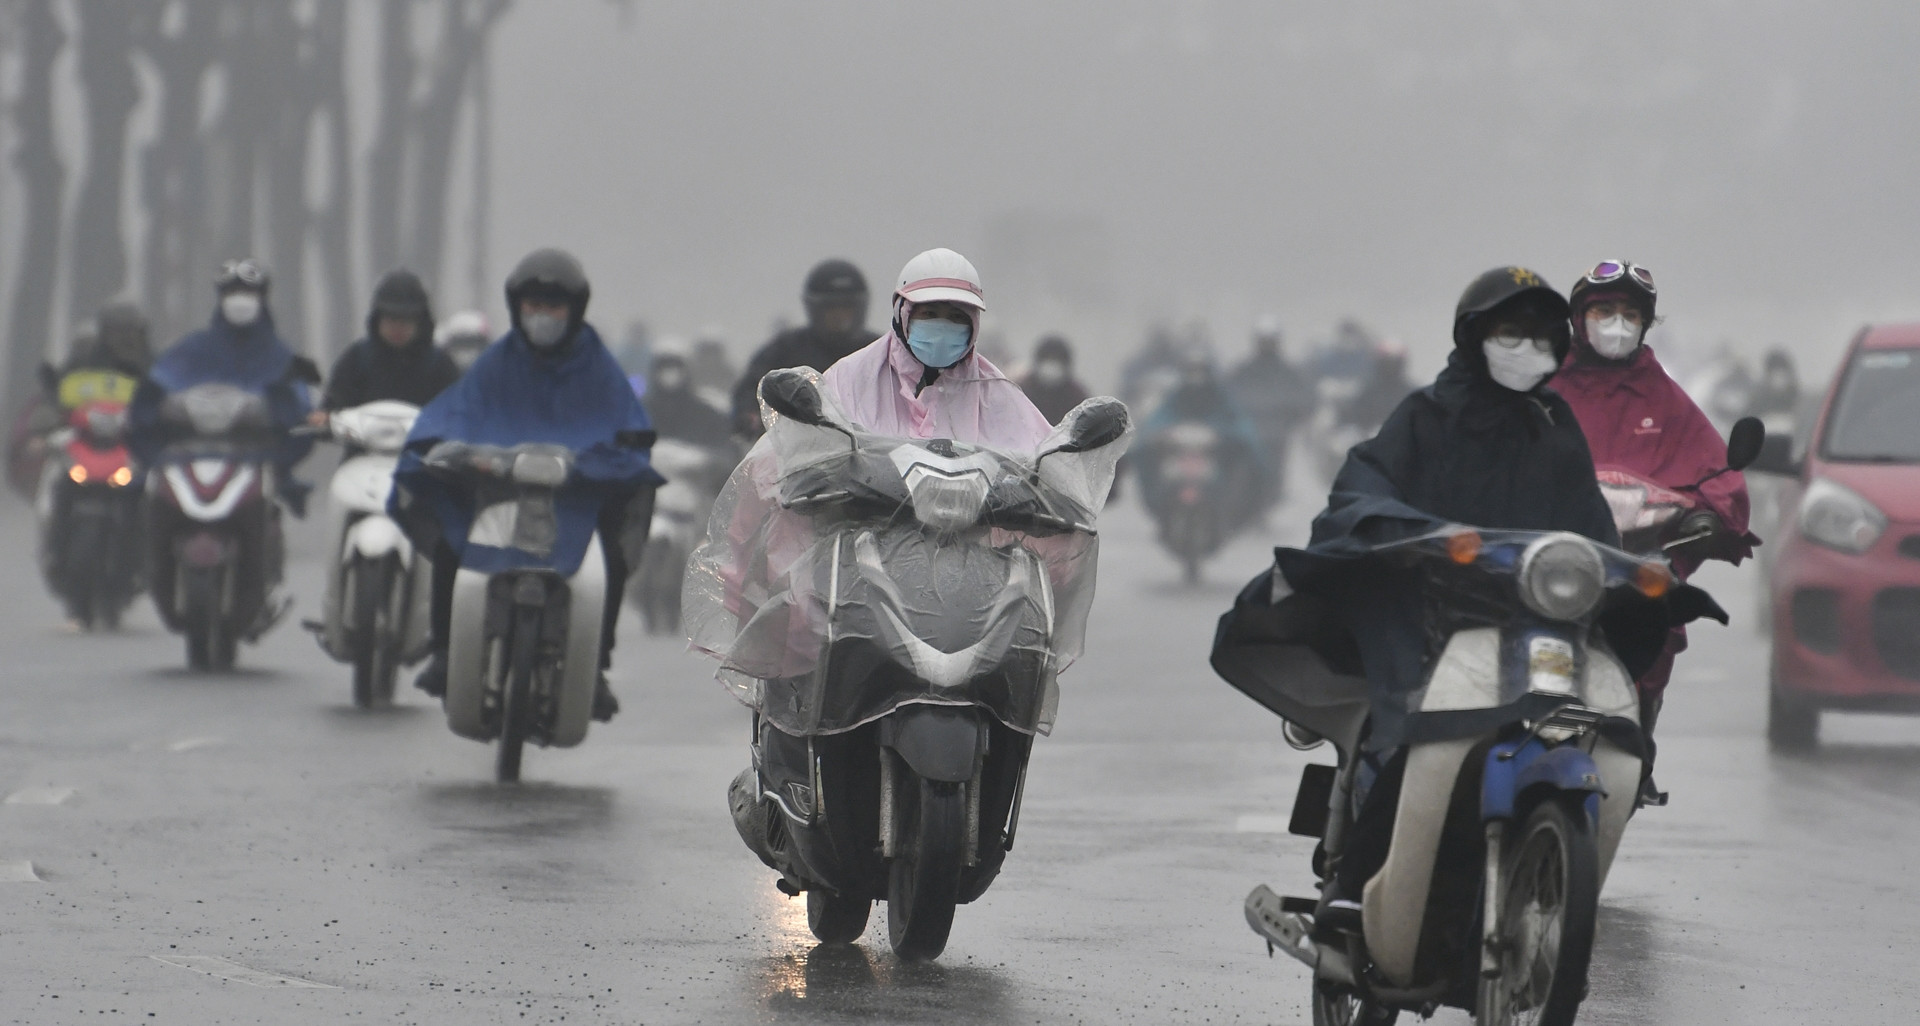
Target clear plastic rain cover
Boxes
[685,369,1130,738]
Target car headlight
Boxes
[1518,533,1606,621]
[1799,477,1886,554]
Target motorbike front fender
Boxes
[1482,742,1604,822]
[343,514,411,563]
[880,704,982,783]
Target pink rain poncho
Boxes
[1554,339,1756,696]
[820,332,1055,450]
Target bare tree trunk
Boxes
[5,0,67,418]
[68,0,142,322]
[407,0,509,295]
[256,2,314,350]
[366,0,414,275]
[136,4,219,340]
[468,38,492,309]
[310,2,356,359]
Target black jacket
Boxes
[644,385,734,449]
[730,324,875,435]
[321,337,460,411]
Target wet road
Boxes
[3,479,1919,1025]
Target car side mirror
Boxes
[758,368,829,427]
[1726,416,1764,472]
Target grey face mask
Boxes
[523,312,566,348]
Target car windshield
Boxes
[1823,347,1920,462]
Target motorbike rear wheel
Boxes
[886,775,966,962]
[807,888,872,945]
[1475,798,1598,1026]
[1312,980,1398,1026]
[348,557,396,709]
[495,604,541,783]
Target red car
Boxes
[1763,323,1920,747]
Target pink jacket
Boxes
[820,333,1055,450]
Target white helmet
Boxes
[894,248,985,311]
[435,309,489,343]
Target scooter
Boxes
[36,397,141,629]
[422,441,609,783]
[627,437,731,635]
[303,401,432,707]
[704,370,1130,961]
[146,383,290,670]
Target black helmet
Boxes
[1034,334,1074,366]
[97,300,148,338]
[504,248,590,341]
[216,257,270,295]
[802,258,868,325]
[1453,266,1569,351]
[1567,259,1657,326]
[368,268,433,341]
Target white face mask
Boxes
[1033,359,1067,386]
[1585,313,1642,360]
[522,312,566,348]
[1482,336,1557,392]
[221,292,261,327]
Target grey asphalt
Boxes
[2,477,1918,1025]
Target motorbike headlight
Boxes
[510,451,571,488]
[904,465,990,533]
[1517,533,1606,621]
[1799,477,1885,554]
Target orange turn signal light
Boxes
[68,464,87,484]
[109,466,133,487]
[1446,530,1482,565]
[1634,562,1672,598]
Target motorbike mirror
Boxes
[758,368,830,427]
[1726,416,1764,472]
[1050,398,1131,456]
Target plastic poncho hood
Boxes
[391,322,663,576]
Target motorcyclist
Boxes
[1138,358,1268,525]
[1551,260,1754,738]
[725,246,1054,869]
[128,258,316,516]
[1281,267,1619,934]
[314,270,460,418]
[642,351,734,449]
[1747,348,1800,421]
[391,248,663,720]
[26,301,152,441]
[1337,340,1414,432]
[1226,317,1316,507]
[435,310,491,372]
[1017,334,1093,424]
[729,259,875,438]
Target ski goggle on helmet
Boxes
[217,259,269,291]
[1580,260,1656,295]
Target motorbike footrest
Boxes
[1279,894,1317,915]
[1245,884,1318,969]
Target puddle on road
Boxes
[758,944,1020,1023]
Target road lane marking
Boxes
[1235,814,1291,833]
[0,860,42,882]
[148,955,335,988]
[5,787,75,805]
[166,737,225,752]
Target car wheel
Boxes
[1767,684,1819,751]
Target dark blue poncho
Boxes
[128,308,314,469]
[391,322,663,576]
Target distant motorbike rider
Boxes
[391,248,662,721]
[1282,266,1619,933]
[1747,348,1801,421]
[1552,260,1755,735]
[314,270,460,420]
[643,351,734,449]
[128,258,317,515]
[1138,359,1268,524]
[26,301,153,441]
[1337,341,1414,432]
[1226,317,1316,506]
[435,310,491,372]
[1018,334,1093,424]
[726,246,1055,871]
[729,259,876,437]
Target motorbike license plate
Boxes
[1527,636,1577,696]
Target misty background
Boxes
[5,0,1920,413]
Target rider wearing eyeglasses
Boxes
[1550,261,1755,747]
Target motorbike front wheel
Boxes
[807,888,872,945]
[1312,980,1398,1026]
[1475,798,1598,1026]
[348,557,399,709]
[495,604,541,783]
[183,567,235,671]
[886,774,966,962]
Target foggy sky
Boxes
[484,1,1920,384]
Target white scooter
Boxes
[304,401,432,708]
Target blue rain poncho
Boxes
[127,308,314,470]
